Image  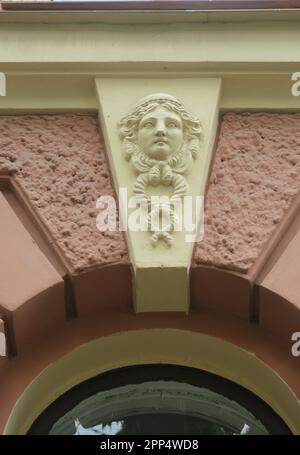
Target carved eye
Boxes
[168,122,178,128]
[143,122,154,128]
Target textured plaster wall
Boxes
[193,113,300,273]
[0,113,299,274]
[0,115,128,272]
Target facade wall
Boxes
[0,9,300,435]
[1,113,299,274]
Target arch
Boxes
[4,329,300,435]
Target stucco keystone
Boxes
[96,78,221,312]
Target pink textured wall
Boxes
[0,115,128,272]
[194,113,300,273]
[0,113,299,274]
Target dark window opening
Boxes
[28,364,292,435]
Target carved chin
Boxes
[146,146,172,161]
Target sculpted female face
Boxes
[137,106,183,161]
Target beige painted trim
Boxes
[1,23,300,63]
[0,73,299,113]
[4,329,300,435]
[1,11,300,24]
[0,20,300,112]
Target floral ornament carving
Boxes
[119,93,201,246]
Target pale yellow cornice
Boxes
[1,10,300,23]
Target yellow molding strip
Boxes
[0,22,300,64]
[1,10,300,23]
[0,73,299,113]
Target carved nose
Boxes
[155,124,166,136]
[155,119,166,136]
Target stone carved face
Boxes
[119,93,202,169]
[137,106,183,161]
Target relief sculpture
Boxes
[119,93,201,246]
